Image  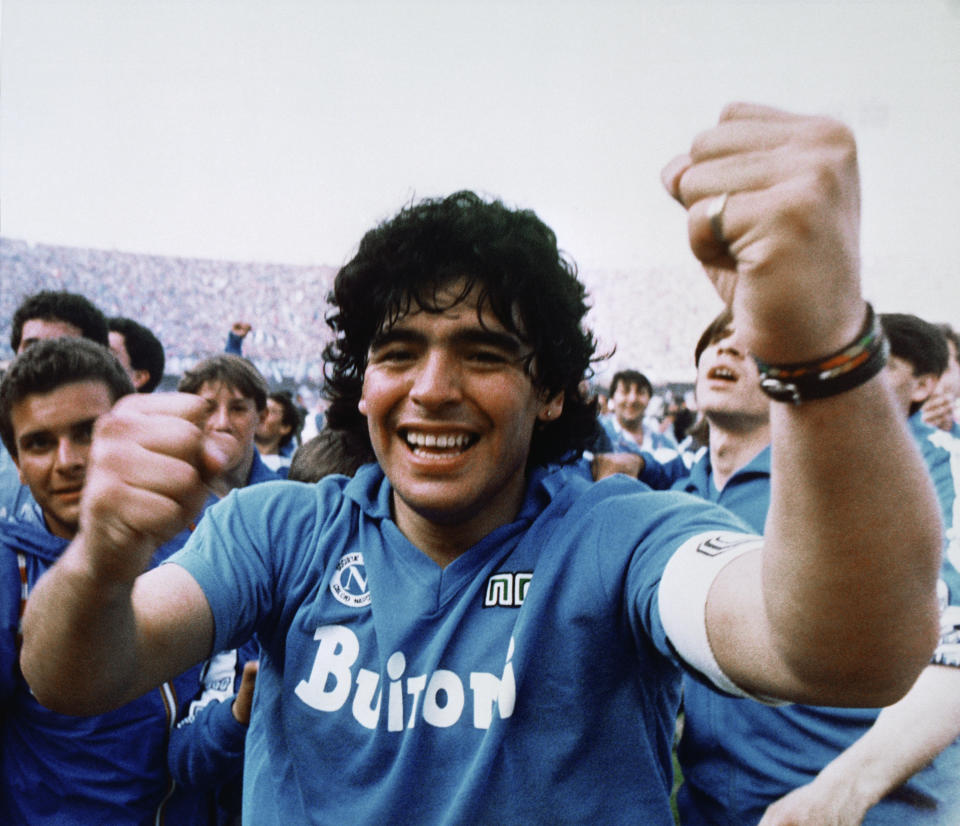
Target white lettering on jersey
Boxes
[294,625,516,730]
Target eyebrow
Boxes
[370,326,526,355]
[17,417,98,447]
[16,428,52,448]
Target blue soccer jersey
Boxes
[172,462,751,824]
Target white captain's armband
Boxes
[658,531,763,698]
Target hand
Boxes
[592,452,643,481]
[231,321,252,338]
[662,103,865,364]
[759,778,870,826]
[77,393,235,583]
[231,660,260,724]
[922,391,957,432]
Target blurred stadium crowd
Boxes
[1,236,717,392]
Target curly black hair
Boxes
[322,190,601,469]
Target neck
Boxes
[392,475,527,569]
[619,417,644,438]
[254,434,281,455]
[707,416,771,491]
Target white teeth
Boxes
[405,431,471,449]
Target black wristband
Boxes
[752,304,889,405]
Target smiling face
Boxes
[358,280,562,561]
[611,381,650,432]
[10,380,115,539]
[695,325,770,431]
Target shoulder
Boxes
[538,466,742,550]
[229,476,355,528]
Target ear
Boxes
[912,373,939,406]
[258,407,269,426]
[358,396,368,416]
[537,391,564,422]
[131,369,151,391]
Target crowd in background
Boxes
[2,193,958,824]
[0,235,716,391]
[0,237,335,388]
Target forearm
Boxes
[21,540,212,714]
[763,374,941,702]
[21,539,139,713]
[826,666,960,811]
[761,665,960,826]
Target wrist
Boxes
[816,754,886,815]
[753,303,887,405]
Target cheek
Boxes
[358,370,397,419]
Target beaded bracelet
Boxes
[752,304,889,404]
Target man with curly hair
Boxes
[21,105,944,824]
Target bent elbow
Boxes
[20,645,118,717]
[848,594,942,708]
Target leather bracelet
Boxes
[752,304,889,404]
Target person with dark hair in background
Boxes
[254,390,302,476]
[923,323,960,438]
[9,290,109,354]
[0,338,206,824]
[20,105,944,823]
[674,310,960,825]
[600,368,680,462]
[2,290,111,523]
[108,316,166,393]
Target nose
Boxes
[55,437,86,473]
[206,404,232,432]
[409,349,462,408]
[716,336,745,358]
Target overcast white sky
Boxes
[2,0,959,324]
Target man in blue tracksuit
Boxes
[0,290,111,526]
[0,338,204,825]
[18,106,947,823]
[674,311,960,825]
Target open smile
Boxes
[401,429,479,457]
[707,365,738,382]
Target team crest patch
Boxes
[330,552,371,607]
[696,533,759,557]
[483,572,533,607]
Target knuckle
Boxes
[688,127,716,160]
